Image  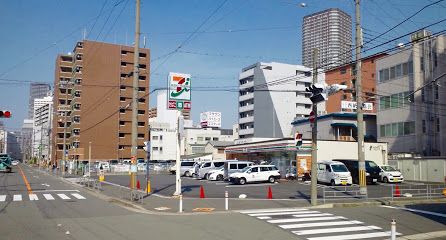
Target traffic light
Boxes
[295,132,303,148]
[305,83,347,104]
[0,111,11,118]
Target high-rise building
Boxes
[28,83,51,119]
[21,119,34,160]
[238,62,325,139]
[302,8,352,70]
[51,40,150,165]
[32,96,53,162]
[376,31,446,156]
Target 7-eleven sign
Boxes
[167,72,191,110]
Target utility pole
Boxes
[310,48,318,206]
[130,0,141,189]
[355,0,367,195]
[174,112,183,196]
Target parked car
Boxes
[317,161,352,186]
[169,161,195,176]
[379,165,404,183]
[122,160,131,165]
[11,160,19,166]
[198,161,227,179]
[224,161,253,180]
[334,159,380,184]
[208,167,225,181]
[229,165,281,185]
[109,160,119,165]
[96,161,110,171]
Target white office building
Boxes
[238,62,325,139]
[376,31,446,156]
[32,96,53,161]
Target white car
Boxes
[169,161,195,176]
[208,167,225,181]
[379,165,404,183]
[11,160,19,166]
[317,161,352,186]
[229,165,281,185]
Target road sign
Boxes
[309,111,315,123]
[167,72,191,110]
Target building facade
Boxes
[32,97,53,163]
[238,62,325,139]
[183,127,236,155]
[28,83,51,119]
[376,32,446,156]
[21,119,34,161]
[325,54,387,113]
[51,40,150,164]
[302,8,352,70]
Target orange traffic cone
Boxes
[394,184,401,197]
[200,185,205,198]
[136,180,141,190]
[267,186,273,199]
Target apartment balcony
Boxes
[239,116,254,124]
[239,68,254,80]
[239,92,254,102]
[239,81,254,89]
[239,104,254,113]
[239,128,254,136]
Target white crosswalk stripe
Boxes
[57,194,70,200]
[71,193,86,200]
[0,193,87,202]
[13,195,22,201]
[240,208,402,240]
[43,194,55,200]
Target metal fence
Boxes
[322,186,368,204]
[390,183,446,201]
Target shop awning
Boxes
[331,123,357,128]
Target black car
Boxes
[333,159,380,184]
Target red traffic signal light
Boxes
[0,111,11,118]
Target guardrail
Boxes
[322,186,368,204]
[390,183,446,201]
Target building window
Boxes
[139,64,146,69]
[137,110,145,114]
[304,104,311,109]
[137,122,145,127]
[119,133,125,138]
[380,121,415,137]
[340,68,346,74]
[138,87,145,92]
[73,116,80,123]
[121,62,127,66]
[159,147,163,152]
[138,98,146,103]
[76,54,82,61]
[75,79,82,85]
[205,137,211,141]
[120,97,126,102]
[152,136,158,140]
[139,75,146,80]
[152,147,159,151]
[119,108,126,113]
[159,135,163,140]
[119,121,125,126]
[139,53,147,58]
[120,85,126,90]
[119,145,124,150]
[138,133,144,138]
[213,137,219,141]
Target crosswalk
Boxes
[0,192,87,202]
[239,208,402,240]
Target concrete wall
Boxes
[394,158,446,183]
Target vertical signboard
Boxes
[200,112,222,128]
[167,72,191,110]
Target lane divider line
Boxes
[18,165,33,194]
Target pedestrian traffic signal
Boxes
[0,111,11,118]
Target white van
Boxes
[317,161,352,186]
[229,165,281,185]
[197,161,227,179]
[224,161,254,180]
[169,161,196,176]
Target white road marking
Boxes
[0,195,6,202]
[382,205,446,218]
[249,211,320,217]
[226,183,276,188]
[215,182,230,185]
[13,195,22,201]
[71,193,86,200]
[33,190,79,193]
[57,194,70,200]
[293,225,381,235]
[307,231,401,240]
[41,183,50,187]
[290,213,333,218]
[280,220,364,229]
[29,194,39,201]
[268,216,346,224]
[257,216,271,220]
[43,194,55,200]
[239,208,308,214]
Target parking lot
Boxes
[103,171,446,201]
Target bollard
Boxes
[225,190,229,211]
[179,194,183,213]
[390,219,396,240]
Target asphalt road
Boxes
[0,164,298,240]
[105,172,440,201]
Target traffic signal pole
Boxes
[355,0,367,195]
[310,48,318,206]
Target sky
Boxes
[0,0,444,131]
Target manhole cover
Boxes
[192,208,215,212]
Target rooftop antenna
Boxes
[83,28,87,40]
[143,34,147,48]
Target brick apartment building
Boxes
[51,40,150,164]
[325,53,387,113]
